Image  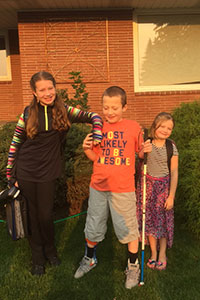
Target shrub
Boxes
[171,101,200,237]
[171,101,200,151]
[57,71,93,215]
[176,138,200,236]
[55,123,92,214]
[58,71,90,111]
[0,122,16,190]
[0,122,17,219]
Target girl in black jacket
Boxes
[6,71,103,275]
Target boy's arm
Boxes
[164,155,179,210]
[84,149,98,161]
[83,133,98,162]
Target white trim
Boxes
[133,10,200,93]
[133,8,200,15]
[133,14,140,93]
[0,30,12,81]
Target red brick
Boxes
[1,10,200,126]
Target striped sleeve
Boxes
[66,106,103,142]
[6,113,26,183]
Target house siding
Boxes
[0,10,200,126]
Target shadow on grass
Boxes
[136,216,200,300]
[0,223,18,281]
[0,222,32,296]
[154,217,200,300]
[45,215,116,300]
[0,214,200,300]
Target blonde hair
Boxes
[26,71,70,139]
[150,112,175,139]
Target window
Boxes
[133,12,200,92]
[0,31,11,81]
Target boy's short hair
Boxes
[102,86,127,107]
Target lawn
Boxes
[0,214,200,300]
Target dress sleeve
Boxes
[6,113,26,184]
[172,143,179,156]
[66,105,103,142]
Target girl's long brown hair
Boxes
[26,71,70,139]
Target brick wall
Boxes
[0,29,23,122]
[1,10,200,127]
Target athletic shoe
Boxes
[48,256,61,267]
[31,264,45,276]
[74,256,97,279]
[125,259,140,289]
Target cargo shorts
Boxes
[84,187,139,244]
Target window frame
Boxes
[133,9,200,93]
[0,30,12,81]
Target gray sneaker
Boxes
[125,259,140,289]
[74,256,97,279]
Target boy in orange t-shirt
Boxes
[74,86,151,289]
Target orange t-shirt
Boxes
[90,119,143,193]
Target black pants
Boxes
[18,179,57,265]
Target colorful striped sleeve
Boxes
[6,113,26,183]
[66,106,103,142]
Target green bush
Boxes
[176,138,200,236]
[55,123,92,214]
[0,122,16,190]
[57,71,93,214]
[0,123,17,219]
[64,124,92,178]
[171,101,200,237]
[58,71,90,111]
[171,101,200,151]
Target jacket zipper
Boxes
[44,105,48,131]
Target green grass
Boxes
[0,215,200,300]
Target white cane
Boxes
[139,128,148,285]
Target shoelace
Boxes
[80,258,93,271]
[125,266,139,278]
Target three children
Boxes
[6,77,178,285]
